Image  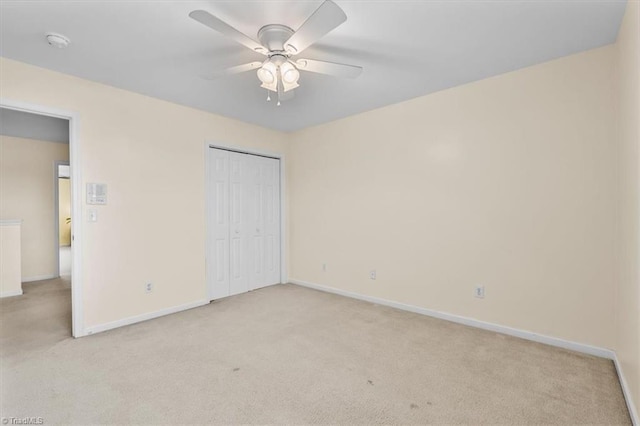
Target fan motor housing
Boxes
[257,24,295,53]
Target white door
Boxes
[262,157,281,287]
[228,152,249,296]
[208,148,281,299]
[248,156,281,290]
[248,155,264,290]
[208,148,230,299]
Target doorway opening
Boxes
[0,101,83,337]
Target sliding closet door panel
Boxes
[249,156,280,290]
[263,157,281,286]
[208,148,230,299]
[228,152,249,296]
[248,155,264,291]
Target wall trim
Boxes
[84,299,209,336]
[22,274,58,283]
[614,355,639,425]
[289,279,616,359]
[0,220,22,226]
[54,160,70,278]
[0,289,23,298]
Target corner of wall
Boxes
[612,0,640,421]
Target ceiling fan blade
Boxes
[296,59,362,79]
[284,0,347,54]
[201,62,263,80]
[189,10,267,55]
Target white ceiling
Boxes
[0,0,627,132]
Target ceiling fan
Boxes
[189,0,362,106]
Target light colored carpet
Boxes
[0,278,631,425]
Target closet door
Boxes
[208,148,230,299]
[248,155,264,290]
[207,148,280,299]
[248,156,280,290]
[262,157,281,287]
[228,151,249,296]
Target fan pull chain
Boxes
[266,91,271,102]
[277,91,281,106]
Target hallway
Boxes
[0,278,72,357]
[59,245,71,277]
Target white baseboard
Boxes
[84,299,210,336]
[0,289,23,298]
[22,274,57,283]
[290,279,615,359]
[614,355,639,426]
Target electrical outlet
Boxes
[370,270,376,280]
[145,282,153,293]
[474,285,485,299]
[322,263,327,272]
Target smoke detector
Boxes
[45,33,70,48]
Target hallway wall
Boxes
[0,135,69,281]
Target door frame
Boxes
[54,160,70,278]
[1,98,84,338]
[204,141,287,300]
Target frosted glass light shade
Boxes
[280,61,300,84]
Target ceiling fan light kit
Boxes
[257,60,278,86]
[189,0,362,106]
[280,61,300,85]
[257,54,300,98]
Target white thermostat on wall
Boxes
[86,183,107,205]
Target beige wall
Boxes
[0,57,287,329]
[0,135,69,280]
[288,46,618,349]
[0,222,22,297]
[614,0,640,415]
[58,178,71,246]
